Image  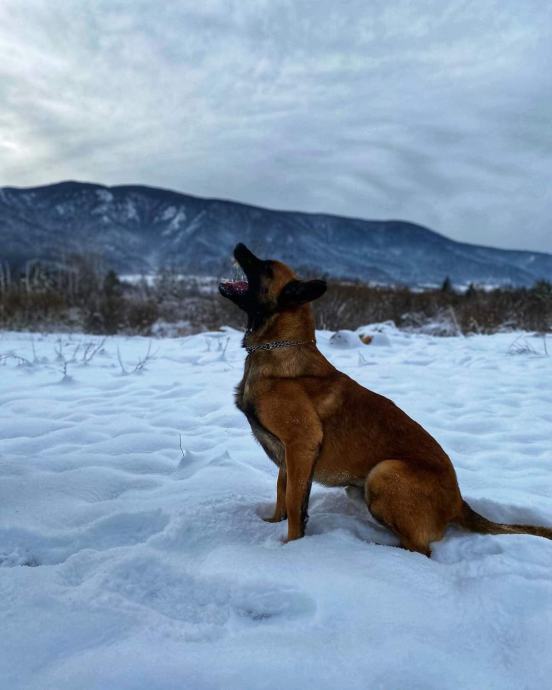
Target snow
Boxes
[329,329,363,348]
[96,189,114,203]
[1,328,551,690]
[161,207,187,237]
[159,205,177,221]
[123,198,138,221]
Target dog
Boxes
[219,243,552,555]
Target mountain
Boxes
[0,180,550,286]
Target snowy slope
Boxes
[1,328,552,690]
[2,181,552,285]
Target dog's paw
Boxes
[282,532,305,544]
[262,514,286,523]
[256,502,287,523]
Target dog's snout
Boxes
[234,243,261,267]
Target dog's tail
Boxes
[458,501,552,540]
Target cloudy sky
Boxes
[1,1,550,252]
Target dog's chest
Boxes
[235,368,285,468]
[234,365,253,414]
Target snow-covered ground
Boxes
[1,327,551,690]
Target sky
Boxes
[0,1,550,253]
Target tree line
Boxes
[0,255,550,335]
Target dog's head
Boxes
[218,243,327,327]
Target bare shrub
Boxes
[0,255,550,336]
[314,280,551,334]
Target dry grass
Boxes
[315,280,552,334]
[1,256,550,335]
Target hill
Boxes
[1,180,551,285]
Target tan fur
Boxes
[231,253,552,554]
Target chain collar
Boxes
[244,338,316,355]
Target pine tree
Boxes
[441,276,453,293]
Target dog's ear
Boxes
[278,279,327,309]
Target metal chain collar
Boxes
[244,338,316,355]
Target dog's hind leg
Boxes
[365,460,460,557]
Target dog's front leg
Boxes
[284,441,317,541]
[256,384,322,541]
[264,467,287,522]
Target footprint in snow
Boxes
[0,509,169,567]
[103,555,316,638]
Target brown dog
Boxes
[219,243,552,555]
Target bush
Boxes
[0,256,550,335]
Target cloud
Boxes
[0,0,551,252]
